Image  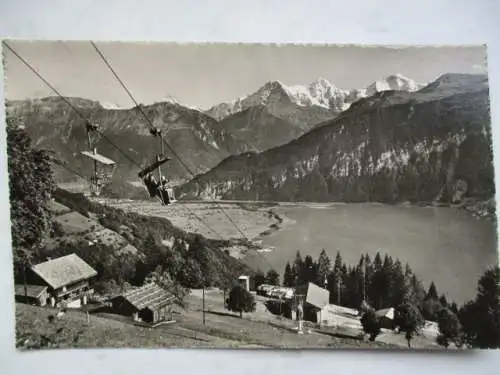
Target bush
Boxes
[227,285,256,318]
[361,309,382,341]
[436,308,462,348]
[395,303,424,348]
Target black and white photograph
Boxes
[3,40,499,350]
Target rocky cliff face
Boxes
[179,74,494,205]
[5,97,249,184]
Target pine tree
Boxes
[316,249,331,287]
[370,252,385,309]
[392,259,407,307]
[426,282,439,300]
[439,294,449,308]
[304,255,316,283]
[471,267,500,348]
[293,250,304,286]
[283,262,295,287]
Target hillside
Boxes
[179,74,494,206]
[40,189,254,293]
[5,97,249,185]
[219,105,303,152]
[15,299,401,349]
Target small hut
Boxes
[14,284,49,306]
[110,283,175,324]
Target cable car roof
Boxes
[80,151,116,165]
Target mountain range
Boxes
[178,73,494,206]
[206,74,424,150]
[5,98,248,190]
[6,73,425,192]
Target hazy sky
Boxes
[3,40,488,109]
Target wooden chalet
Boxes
[28,253,97,308]
[110,283,175,324]
[14,284,49,306]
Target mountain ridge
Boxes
[178,73,493,207]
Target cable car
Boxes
[138,126,176,205]
[80,122,116,196]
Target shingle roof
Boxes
[14,284,48,298]
[296,282,329,309]
[121,283,175,311]
[30,254,97,290]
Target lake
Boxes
[252,203,498,305]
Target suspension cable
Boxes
[90,41,251,241]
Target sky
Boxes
[3,40,488,109]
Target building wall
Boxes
[111,297,139,317]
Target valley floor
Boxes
[91,198,286,241]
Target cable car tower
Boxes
[80,122,116,196]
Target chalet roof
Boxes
[14,284,48,298]
[296,282,329,309]
[375,307,395,320]
[31,254,98,290]
[120,283,175,311]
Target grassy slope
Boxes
[15,302,398,350]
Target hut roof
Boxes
[296,282,329,309]
[120,283,175,311]
[14,284,48,298]
[375,307,395,320]
[31,253,97,290]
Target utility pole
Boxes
[202,281,206,326]
[362,259,366,305]
[23,254,28,301]
[337,278,341,306]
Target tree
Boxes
[178,258,204,288]
[294,250,304,285]
[144,265,190,307]
[426,282,439,300]
[227,285,256,318]
[7,117,56,273]
[470,267,500,348]
[391,259,407,307]
[266,269,280,286]
[422,298,444,321]
[304,255,317,283]
[283,262,295,287]
[254,270,266,289]
[316,249,331,287]
[436,308,462,348]
[361,308,382,341]
[395,303,424,348]
[439,294,448,308]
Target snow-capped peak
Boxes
[101,102,123,110]
[206,74,425,120]
[365,73,423,96]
